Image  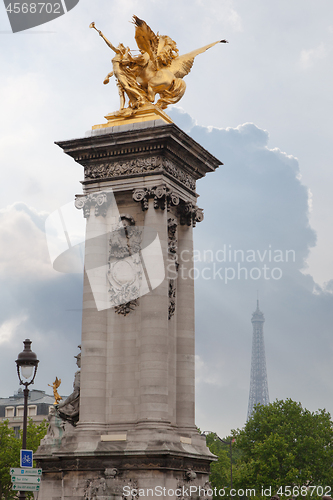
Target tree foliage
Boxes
[206,433,231,491]
[0,422,20,499]
[233,399,333,492]
[0,418,48,499]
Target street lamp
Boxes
[202,431,234,489]
[16,339,39,500]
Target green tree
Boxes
[205,433,242,498]
[0,421,20,499]
[0,418,48,500]
[233,399,333,493]
[206,433,230,492]
[25,418,48,454]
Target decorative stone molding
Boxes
[178,202,204,227]
[132,184,180,212]
[168,216,178,320]
[163,158,196,191]
[152,184,180,210]
[168,216,178,255]
[133,186,203,227]
[109,220,142,260]
[185,469,197,481]
[75,192,112,218]
[169,280,176,320]
[132,188,150,211]
[83,156,196,192]
[176,474,213,500]
[85,156,162,180]
[114,300,138,316]
[120,214,135,226]
[104,468,118,478]
[83,476,138,500]
[108,216,142,316]
[84,477,106,500]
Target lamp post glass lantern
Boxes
[15,339,39,499]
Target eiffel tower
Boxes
[247,299,270,420]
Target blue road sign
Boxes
[20,449,33,468]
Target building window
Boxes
[13,426,20,439]
[28,405,37,417]
[5,407,14,418]
[16,406,24,417]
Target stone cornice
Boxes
[56,123,222,186]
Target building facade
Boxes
[0,389,55,437]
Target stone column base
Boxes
[37,451,214,500]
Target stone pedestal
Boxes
[36,115,221,499]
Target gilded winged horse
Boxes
[90,16,227,112]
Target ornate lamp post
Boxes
[202,431,234,489]
[16,339,39,500]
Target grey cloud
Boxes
[0,113,332,438]
[0,204,82,398]
[170,108,333,435]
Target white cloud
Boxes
[195,0,243,33]
[196,355,225,387]
[0,203,53,279]
[299,42,328,69]
[0,315,28,345]
[0,73,48,133]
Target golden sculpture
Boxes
[90,17,227,116]
[48,377,62,405]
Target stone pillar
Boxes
[176,223,196,429]
[139,198,169,424]
[77,194,110,429]
[36,117,222,499]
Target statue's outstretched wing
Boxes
[55,377,61,388]
[169,40,224,79]
[133,16,159,62]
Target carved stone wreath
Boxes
[108,216,142,316]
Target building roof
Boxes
[0,389,55,407]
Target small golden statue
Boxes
[90,16,227,116]
[48,377,62,405]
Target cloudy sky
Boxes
[0,0,332,438]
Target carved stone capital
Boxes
[178,202,204,226]
[132,188,149,211]
[75,192,112,218]
[132,184,180,212]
